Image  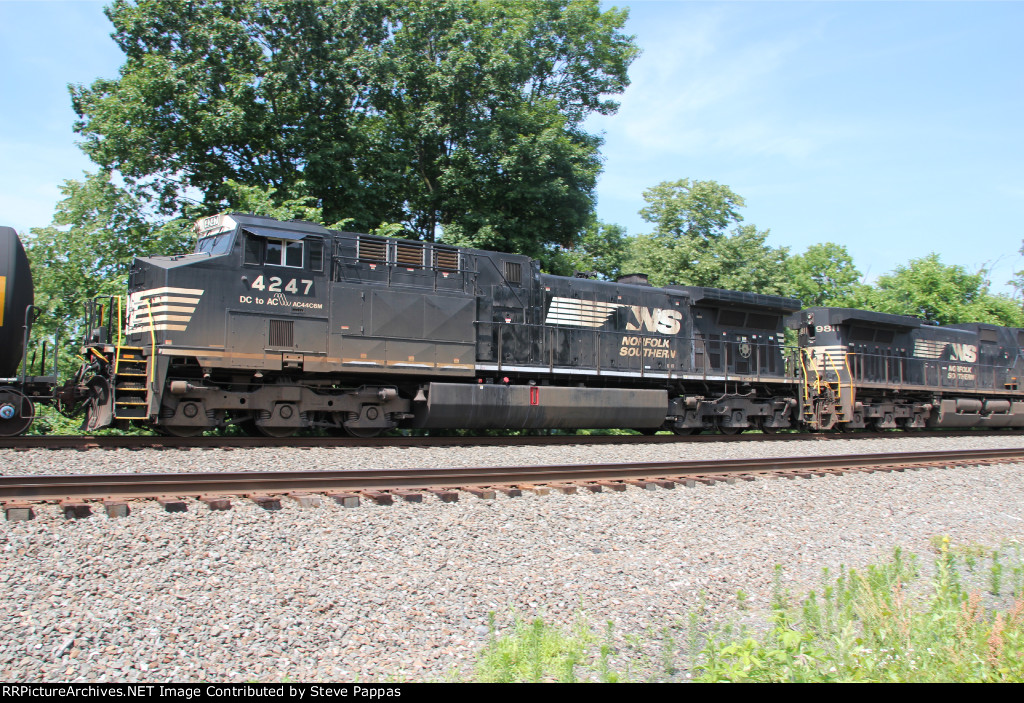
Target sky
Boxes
[1,0,1022,294]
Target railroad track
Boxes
[3,447,1023,519]
[1,428,1020,451]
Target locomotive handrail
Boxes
[17,304,35,386]
[827,350,854,414]
[484,318,791,383]
[112,296,124,375]
[799,347,821,394]
[145,296,157,388]
[330,248,475,296]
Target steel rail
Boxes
[1,429,1019,451]
[2,447,1023,502]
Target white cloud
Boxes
[600,7,828,162]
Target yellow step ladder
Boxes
[113,346,150,420]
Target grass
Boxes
[473,613,597,683]
[470,539,1024,682]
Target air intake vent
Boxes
[395,241,424,268]
[357,237,387,263]
[504,261,522,284]
[434,247,459,271]
[269,319,294,347]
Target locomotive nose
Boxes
[0,226,35,378]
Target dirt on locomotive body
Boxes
[2,213,1023,438]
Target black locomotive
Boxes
[2,213,1023,437]
[795,307,1024,430]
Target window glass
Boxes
[266,240,283,266]
[285,241,303,267]
[851,326,874,342]
[747,313,779,330]
[310,240,324,272]
[243,234,262,265]
[195,232,233,255]
[718,309,746,327]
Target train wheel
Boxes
[671,427,701,436]
[720,426,744,435]
[760,425,778,435]
[0,389,34,437]
[256,425,297,438]
[234,419,260,436]
[344,426,382,438]
[160,424,206,437]
[633,428,658,436]
[871,417,895,431]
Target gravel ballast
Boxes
[1,434,1023,682]
[4,433,1024,475]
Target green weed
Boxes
[695,542,1024,682]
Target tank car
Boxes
[0,226,65,436]
[795,307,1024,430]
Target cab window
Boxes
[196,232,234,255]
[244,234,304,268]
[266,239,303,268]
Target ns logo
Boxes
[625,306,682,335]
[950,343,977,363]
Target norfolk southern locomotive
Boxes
[2,214,1023,437]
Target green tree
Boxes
[1009,241,1024,308]
[625,178,790,294]
[546,220,628,279]
[852,254,1024,327]
[71,0,637,258]
[638,178,746,241]
[785,242,863,307]
[25,171,192,343]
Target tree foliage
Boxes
[625,178,789,294]
[71,0,637,259]
[546,220,628,279]
[25,171,192,342]
[638,178,746,241]
[1009,241,1024,304]
[849,254,1024,327]
[785,242,862,307]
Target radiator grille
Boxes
[504,261,522,284]
[268,319,294,347]
[357,237,387,263]
[434,247,459,271]
[395,241,424,268]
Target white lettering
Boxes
[625,306,682,335]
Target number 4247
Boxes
[250,275,313,295]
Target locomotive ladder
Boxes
[799,349,854,429]
[112,346,150,420]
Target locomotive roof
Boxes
[197,213,532,261]
[802,306,933,329]
[667,285,802,313]
[228,213,332,238]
